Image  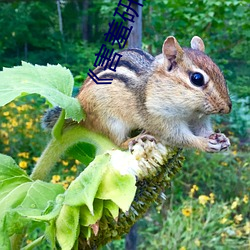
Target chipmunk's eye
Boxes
[190,72,204,87]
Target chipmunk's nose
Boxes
[219,101,232,114]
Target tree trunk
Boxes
[125,224,137,250]
[128,0,142,49]
[82,0,89,41]
[56,0,63,36]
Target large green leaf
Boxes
[0,62,84,121]
[0,154,65,248]
[56,205,80,250]
[63,154,111,213]
[96,167,136,212]
[0,154,30,181]
[65,142,96,165]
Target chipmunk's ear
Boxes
[191,36,205,52]
[162,36,184,64]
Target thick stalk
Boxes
[30,126,118,181]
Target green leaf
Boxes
[103,200,119,219]
[52,109,65,139]
[64,154,111,213]
[79,199,103,226]
[0,154,30,181]
[20,181,64,213]
[0,62,85,122]
[21,235,45,250]
[56,205,80,250]
[96,167,136,212]
[65,142,96,165]
[0,176,32,201]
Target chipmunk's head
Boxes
[159,36,232,115]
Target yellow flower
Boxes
[70,165,77,172]
[182,207,192,217]
[221,162,228,167]
[75,159,81,165]
[19,161,28,169]
[0,130,8,138]
[232,150,237,156]
[18,152,30,159]
[3,111,9,116]
[244,221,250,234]
[179,247,186,250]
[231,198,240,209]
[198,195,210,206]
[32,157,39,162]
[221,232,227,238]
[9,102,16,108]
[189,184,199,197]
[63,182,69,189]
[11,119,18,127]
[209,193,215,204]
[66,176,75,182]
[51,175,61,183]
[62,160,69,166]
[26,121,33,129]
[220,217,228,224]
[236,229,243,237]
[194,238,201,247]
[234,214,243,224]
[243,195,248,204]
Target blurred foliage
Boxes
[0,0,249,97]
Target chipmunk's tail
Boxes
[41,106,62,130]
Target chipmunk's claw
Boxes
[207,133,230,152]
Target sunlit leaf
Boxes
[56,205,80,250]
[0,62,85,121]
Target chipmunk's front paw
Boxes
[206,133,230,152]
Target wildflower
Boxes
[221,232,227,238]
[232,150,237,156]
[194,238,201,247]
[198,195,210,206]
[182,207,192,217]
[220,217,228,224]
[63,182,69,189]
[234,214,243,224]
[71,165,77,172]
[189,184,199,198]
[51,175,61,183]
[3,111,9,116]
[244,221,250,234]
[18,152,30,159]
[75,159,81,165]
[179,247,186,250]
[209,193,215,204]
[231,197,240,209]
[62,160,69,166]
[32,157,39,162]
[19,161,28,169]
[0,130,8,138]
[66,176,75,182]
[243,195,248,204]
[11,119,18,127]
[26,121,33,129]
[236,229,243,237]
[221,162,228,167]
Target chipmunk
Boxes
[43,36,232,153]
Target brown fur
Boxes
[77,36,231,152]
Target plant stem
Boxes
[30,126,118,181]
